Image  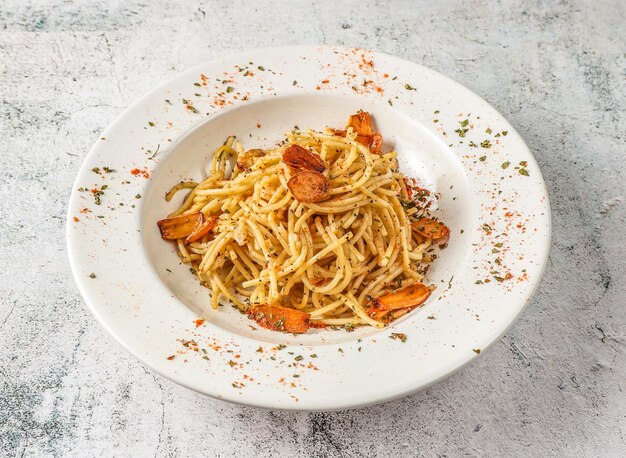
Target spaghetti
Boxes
[157,112,449,333]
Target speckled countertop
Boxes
[1,1,625,456]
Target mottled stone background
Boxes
[1,0,624,456]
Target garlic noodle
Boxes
[157,113,449,333]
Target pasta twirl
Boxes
[157,112,449,334]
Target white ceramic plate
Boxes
[67,46,550,410]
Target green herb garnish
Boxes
[390,333,407,342]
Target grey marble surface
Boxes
[1,0,625,456]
